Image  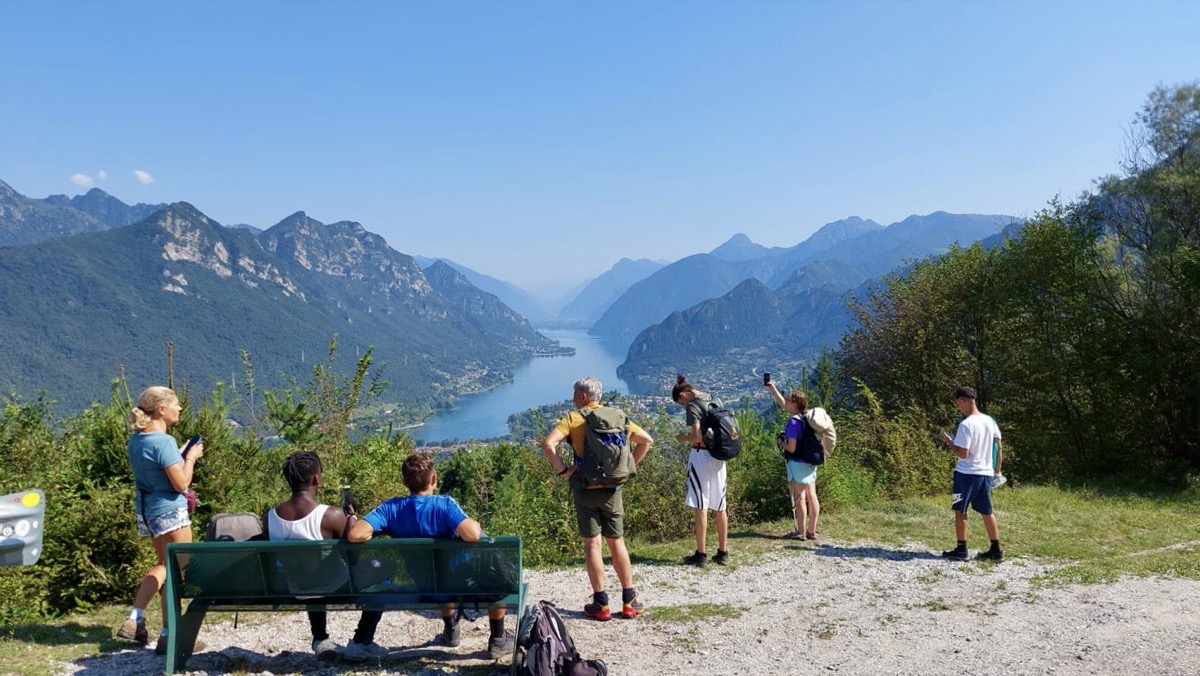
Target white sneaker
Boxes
[312,637,340,662]
[341,641,389,661]
[991,473,1007,489]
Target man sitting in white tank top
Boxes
[264,451,387,663]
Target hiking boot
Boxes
[312,637,340,662]
[437,622,462,647]
[342,640,389,661]
[487,631,516,660]
[712,550,729,566]
[116,618,148,646]
[154,636,206,656]
[682,551,708,567]
[941,548,969,562]
[584,601,611,621]
[976,548,1004,562]
[620,595,644,619]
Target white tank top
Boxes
[266,504,349,596]
[267,504,329,541]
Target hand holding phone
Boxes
[940,430,953,445]
[763,372,772,386]
[181,436,203,459]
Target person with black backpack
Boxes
[766,381,823,541]
[539,377,654,622]
[671,375,732,567]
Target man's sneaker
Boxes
[976,548,1004,562]
[116,618,148,646]
[682,551,707,567]
[584,601,611,621]
[154,636,206,656]
[312,637,340,662]
[712,550,729,566]
[438,622,462,647]
[487,631,516,660]
[941,548,969,562]
[342,640,389,661]
[620,595,644,619]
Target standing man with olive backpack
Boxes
[540,377,654,622]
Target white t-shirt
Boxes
[953,413,1001,476]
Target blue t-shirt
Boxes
[362,494,469,539]
[127,431,185,518]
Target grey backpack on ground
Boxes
[518,600,607,676]
[204,512,264,542]
[577,406,636,487]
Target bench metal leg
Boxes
[165,599,210,674]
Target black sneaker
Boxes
[488,631,515,660]
[712,550,729,565]
[682,551,707,567]
[438,622,462,647]
[941,548,968,562]
[976,548,1004,562]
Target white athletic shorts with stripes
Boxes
[685,447,727,512]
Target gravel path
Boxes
[59,538,1200,675]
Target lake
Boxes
[411,329,632,443]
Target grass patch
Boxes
[649,603,747,623]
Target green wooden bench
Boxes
[163,536,525,674]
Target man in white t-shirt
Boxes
[939,386,1003,562]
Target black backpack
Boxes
[577,406,636,487]
[697,399,741,461]
[518,600,607,676]
[782,414,824,466]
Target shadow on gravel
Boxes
[68,643,496,675]
[809,544,941,562]
[1,621,113,648]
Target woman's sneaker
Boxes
[342,640,389,661]
[154,636,206,656]
[116,618,148,646]
[311,637,340,662]
[583,601,611,621]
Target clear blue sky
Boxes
[2,0,1196,290]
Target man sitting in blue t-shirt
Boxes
[348,453,513,660]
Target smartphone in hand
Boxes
[763,372,771,385]
[181,436,202,458]
[940,430,953,444]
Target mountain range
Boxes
[0,180,560,414]
[611,213,1019,393]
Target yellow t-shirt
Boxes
[553,402,646,458]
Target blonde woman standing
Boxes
[116,386,205,654]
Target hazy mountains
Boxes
[611,213,1019,392]
[591,213,1013,340]
[0,182,561,414]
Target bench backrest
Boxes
[166,536,522,602]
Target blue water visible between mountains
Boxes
[411,329,631,443]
